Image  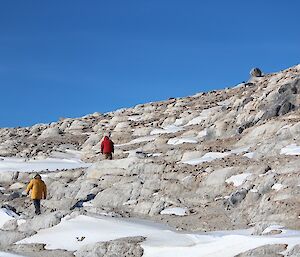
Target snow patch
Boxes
[230,146,250,154]
[280,144,300,155]
[16,214,300,257]
[182,147,252,165]
[0,208,19,228]
[167,137,198,145]
[0,253,26,257]
[243,152,255,159]
[160,207,188,216]
[150,125,184,135]
[262,225,284,235]
[0,156,90,173]
[272,183,284,191]
[182,152,231,165]
[225,173,252,187]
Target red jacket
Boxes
[101,136,114,154]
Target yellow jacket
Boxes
[26,178,47,200]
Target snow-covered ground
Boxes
[1,134,300,256]
[0,208,19,228]
[16,214,300,257]
[182,152,231,165]
[280,144,300,155]
[167,137,198,145]
[225,173,252,187]
[160,207,188,216]
[0,252,26,257]
[0,154,90,173]
[182,147,253,165]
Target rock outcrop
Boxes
[1,64,300,256]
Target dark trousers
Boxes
[33,199,41,215]
[104,153,113,160]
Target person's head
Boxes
[34,173,41,179]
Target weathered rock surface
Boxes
[235,244,286,257]
[1,64,300,256]
[75,236,145,257]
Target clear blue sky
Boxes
[1,0,299,127]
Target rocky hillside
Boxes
[1,64,300,256]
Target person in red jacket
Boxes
[101,135,114,160]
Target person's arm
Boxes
[26,180,33,195]
[112,141,114,153]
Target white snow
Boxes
[272,183,284,191]
[230,146,250,154]
[243,152,255,159]
[152,153,162,157]
[197,129,207,138]
[262,225,284,235]
[150,125,184,135]
[182,152,231,165]
[280,144,300,155]
[0,156,90,173]
[16,214,300,257]
[17,215,194,251]
[0,253,26,257]
[225,173,252,187]
[167,137,198,145]
[173,118,185,126]
[184,114,207,126]
[116,135,158,147]
[184,107,220,127]
[182,147,253,165]
[160,207,188,216]
[0,208,19,228]
[128,115,143,121]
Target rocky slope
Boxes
[1,65,300,256]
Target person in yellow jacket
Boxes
[26,173,47,215]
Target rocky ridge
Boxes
[1,65,300,256]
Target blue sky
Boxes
[0,0,299,127]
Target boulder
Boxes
[92,183,134,209]
[113,122,131,132]
[9,182,26,190]
[250,67,262,77]
[76,236,145,257]
[18,211,66,232]
[0,231,28,247]
[39,127,62,139]
[0,171,19,183]
[86,158,139,179]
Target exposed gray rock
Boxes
[18,211,66,233]
[226,188,248,207]
[4,244,75,257]
[75,236,145,257]
[1,64,300,255]
[235,244,287,257]
[39,127,62,139]
[0,230,29,247]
